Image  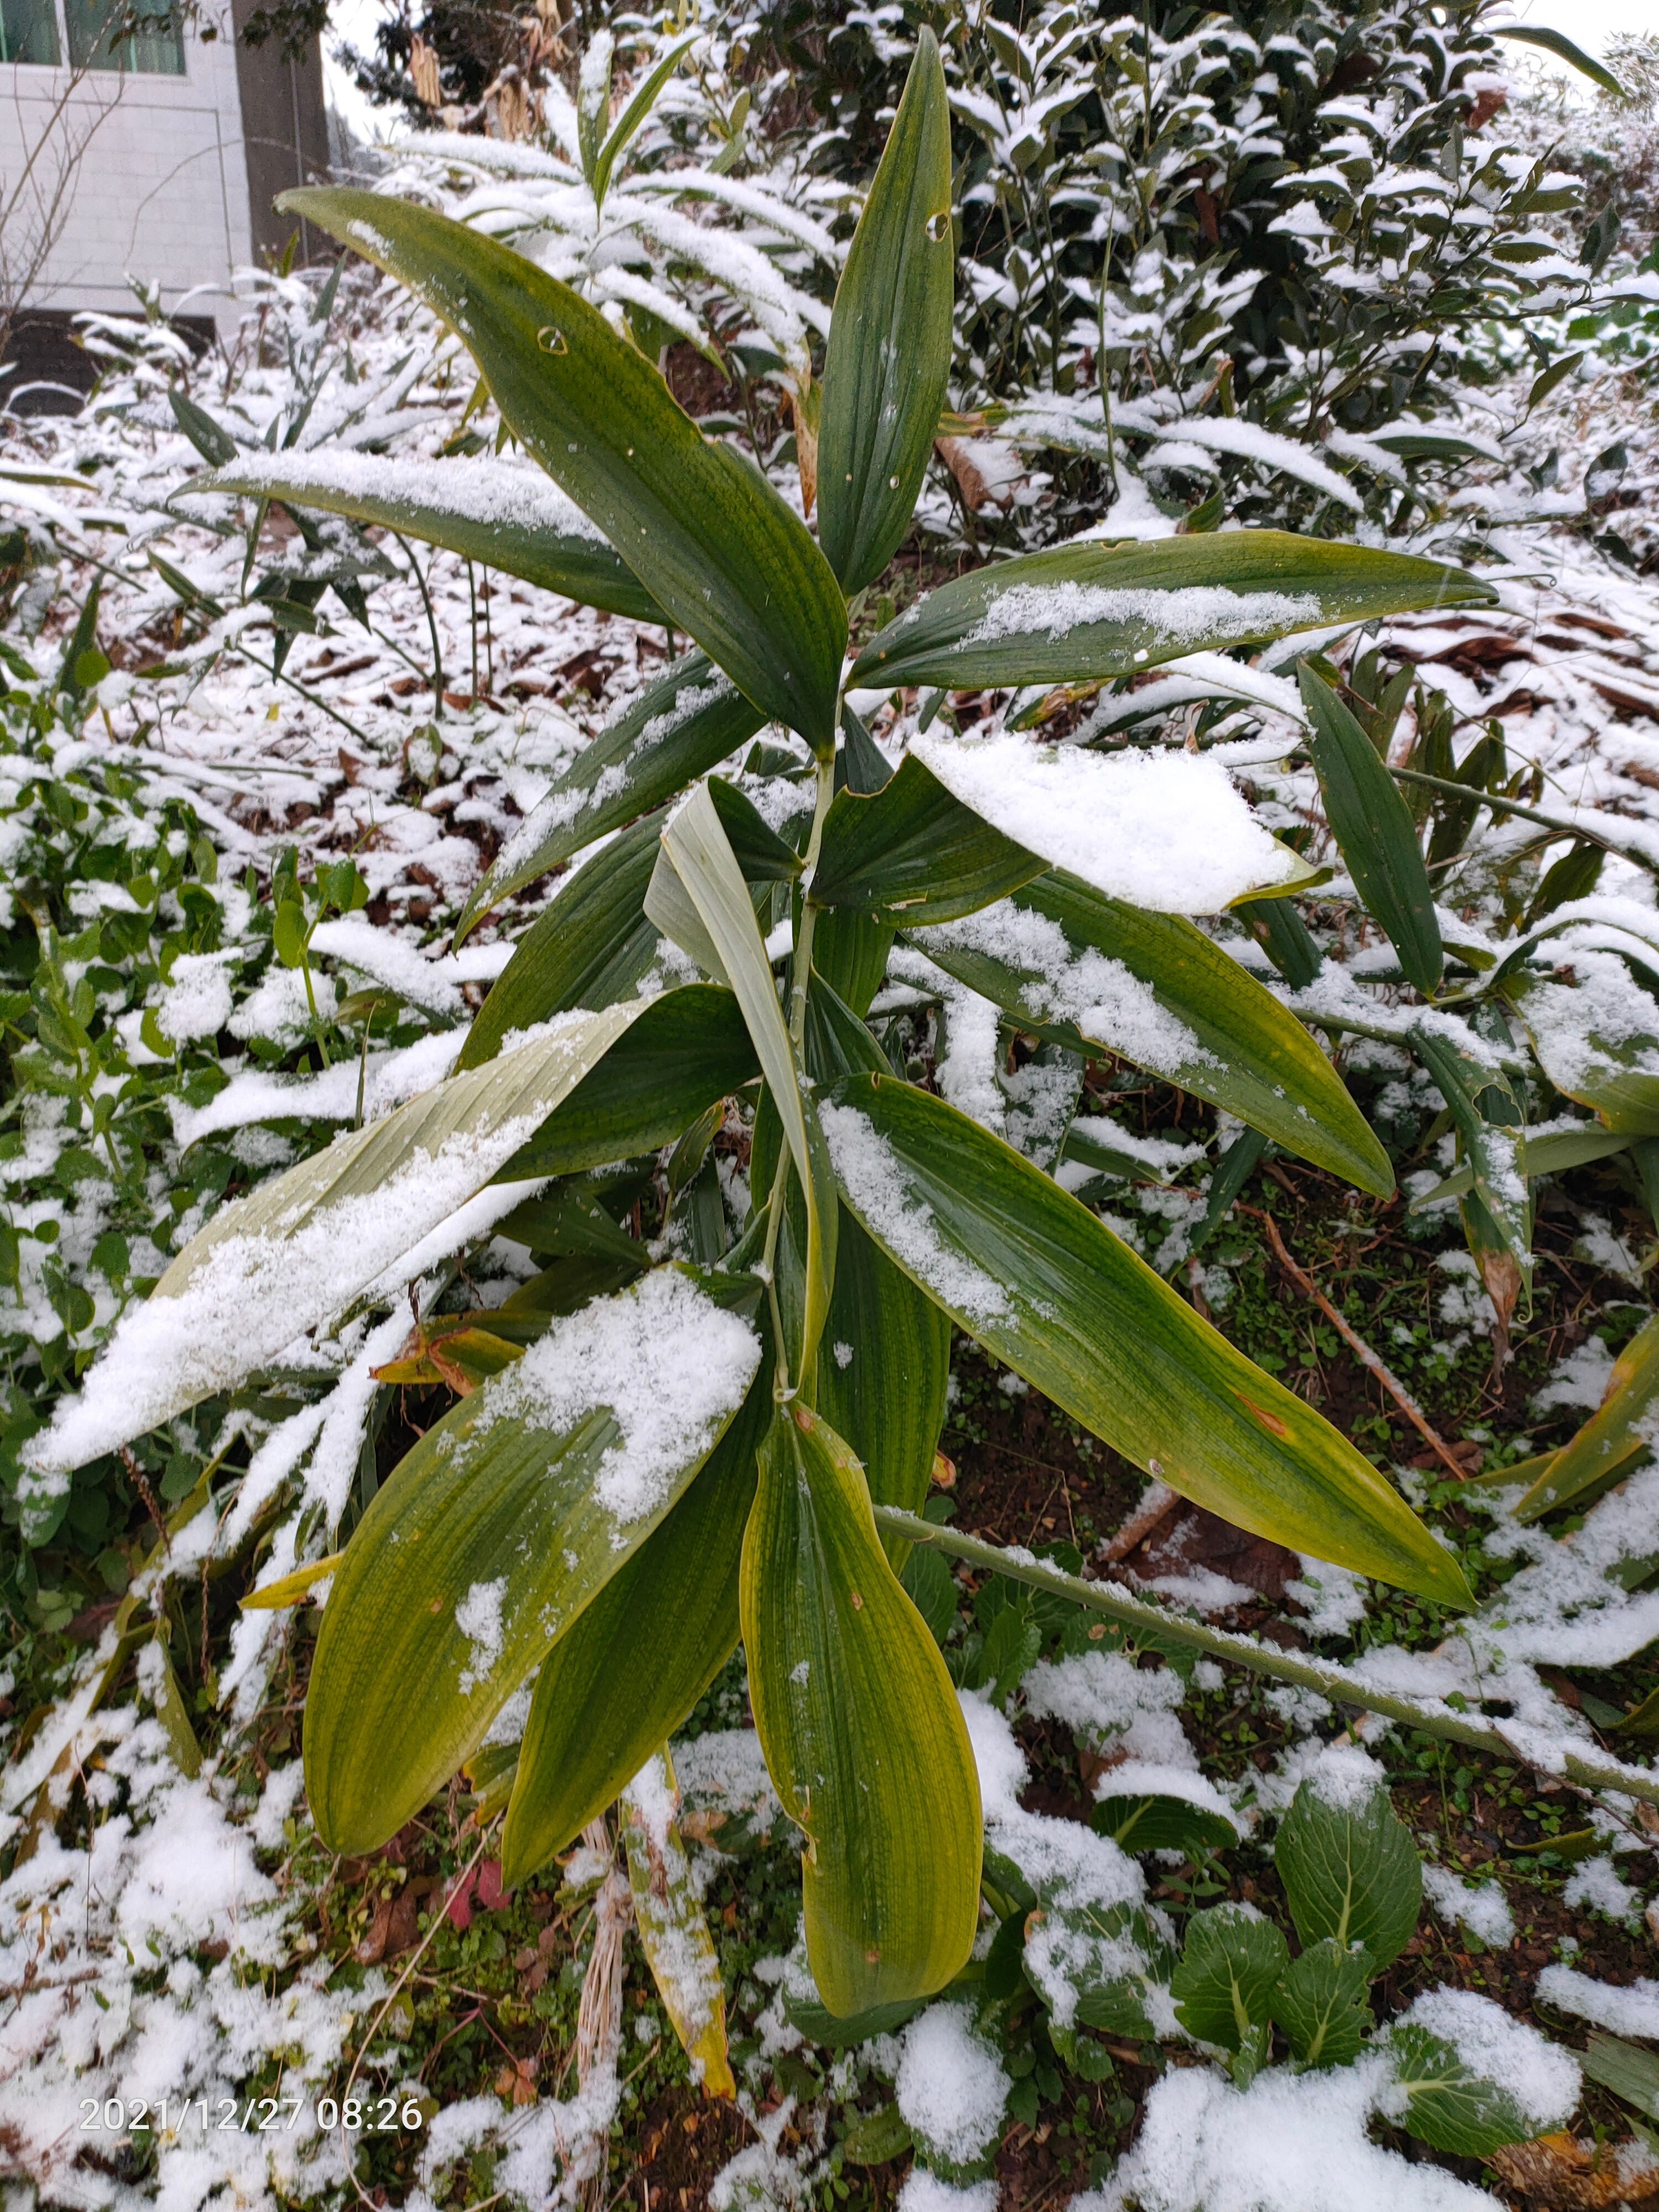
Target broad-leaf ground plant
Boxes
[28,33,1525,2025]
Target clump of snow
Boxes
[1562,1854,1644,1928]
[916,902,1212,1075]
[1420,1865,1515,1949]
[1024,1648,1198,1771]
[958,1692,1164,2032]
[912,732,1304,914]
[1092,1760,1239,1833]
[897,2176,999,2212]
[895,2002,1010,2176]
[1394,1986,1579,2135]
[1086,2056,1496,2212]
[25,1011,633,1473]
[1535,1966,1659,2038]
[1286,1555,1370,1638]
[1532,1337,1616,1415]
[1299,1742,1390,1813]
[486,1269,760,1525]
[154,949,237,1042]
[456,1576,507,1695]
[963,580,1321,654]
[818,1099,1011,1324]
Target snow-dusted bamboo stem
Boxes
[872,1505,1659,1808]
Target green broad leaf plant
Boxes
[45,34,1500,2025]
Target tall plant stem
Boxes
[870,1505,1659,1809]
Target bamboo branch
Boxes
[870,1505,1659,1808]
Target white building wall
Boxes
[1,17,255,331]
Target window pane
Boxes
[0,0,63,65]
[64,0,183,72]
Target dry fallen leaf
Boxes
[1489,2132,1659,2208]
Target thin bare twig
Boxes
[1246,1207,1469,1483]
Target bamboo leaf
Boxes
[499,1353,771,1885]
[816,1212,952,1571]
[905,729,1325,916]
[1515,1313,1659,1522]
[1511,963,1659,1137]
[817,28,953,592]
[848,532,1495,691]
[280,187,847,748]
[456,657,766,937]
[653,784,837,1380]
[811,754,1044,927]
[817,1073,1471,1605]
[620,1747,736,2096]
[28,1004,657,1473]
[494,984,759,1183]
[1492,22,1625,100]
[911,872,1393,1195]
[591,33,698,207]
[193,451,663,624]
[742,1402,982,2013]
[304,1266,762,1854]
[1412,1033,1531,1298]
[1298,665,1443,994]
[1408,1124,1628,1209]
[456,812,665,1067]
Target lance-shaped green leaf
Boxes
[1298,665,1443,995]
[456,656,765,938]
[1408,1124,1629,1211]
[903,729,1323,916]
[190,450,663,624]
[1276,1770,1421,1970]
[742,1402,982,2013]
[1511,958,1659,1136]
[817,28,952,592]
[816,1073,1469,1604]
[817,1213,951,1569]
[1492,21,1625,99]
[620,1747,736,2096]
[651,783,837,1380]
[811,754,1044,927]
[1267,1938,1373,2070]
[1413,1032,1531,1302]
[281,187,847,749]
[500,1352,771,1885]
[847,532,1495,691]
[457,812,665,1068]
[801,978,950,1564]
[591,32,698,208]
[1515,1312,1659,1522]
[495,984,759,1182]
[911,872,1392,1195]
[304,1266,761,1853]
[1170,1905,1287,2052]
[26,1003,655,1475]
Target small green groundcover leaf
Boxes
[1276,1758,1422,1971]
[1386,1989,1579,2157]
[1171,1903,1288,2052]
[1267,1938,1373,2070]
